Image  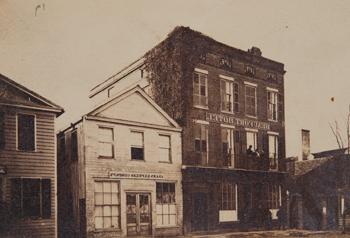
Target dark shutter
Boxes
[22,179,40,217]
[42,179,51,218]
[0,111,5,149]
[71,130,78,161]
[18,114,35,151]
[278,94,284,121]
[10,178,21,217]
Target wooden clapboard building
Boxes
[0,74,64,237]
[89,26,288,234]
[57,86,183,237]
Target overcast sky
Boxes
[1,0,350,158]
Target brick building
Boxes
[0,74,64,237]
[89,26,288,234]
[57,86,183,237]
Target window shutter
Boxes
[278,94,284,121]
[42,179,51,218]
[0,111,4,149]
[11,178,21,217]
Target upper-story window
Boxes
[0,111,5,150]
[267,72,277,81]
[194,122,208,165]
[131,131,144,160]
[222,127,235,167]
[246,130,258,153]
[199,53,207,63]
[219,57,232,69]
[98,127,114,158]
[159,134,171,163]
[220,78,239,113]
[267,89,278,121]
[193,70,208,108]
[268,134,278,170]
[17,114,35,151]
[245,83,257,117]
[245,65,255,76]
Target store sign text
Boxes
[109,171,164,180]
[205,112,270,130]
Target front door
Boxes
[191,192,208,232]
[126,193,151,236]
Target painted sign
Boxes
[109,171,164,180]
[205,112,270,130]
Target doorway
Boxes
[126,193,151,236]
[191,192,208,232]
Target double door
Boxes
[126,193,151,236]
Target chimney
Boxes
[301,129,310,160]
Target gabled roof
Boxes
[88,85,181,129]
[294,156,335,177]
[0,73,64,116]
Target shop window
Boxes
[98,127,114,158]
[17,114,35,151]
[220,80,233,113]
[71,130,78,161]
[222,128,235,167]
[94,181,120,229]
[10,178,51,219]
[245,85,257,117]
[130,131,144,160]
[268,134,278,170]
[194,123,208,165]
[156,183,176,226]
[246,131,258,153]
[193,71,208,108]
[268,184,281,219]
[0,111,4,149]
[267,90,278,121]
[159,134,171,162]
[219,182,237,222]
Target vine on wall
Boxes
[144,26,210,124]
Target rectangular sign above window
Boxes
[205,112,271,130]
[109,171,164,180]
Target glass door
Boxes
[126,193,151,236]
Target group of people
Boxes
[246,145,265,158]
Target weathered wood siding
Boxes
[0,107,57,238]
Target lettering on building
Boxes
[109,171,164,180]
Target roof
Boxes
[312,147,348,159]
[0,73,64,116]
[294,156,335,177]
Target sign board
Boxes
[109,171,164,180]
[205,112,271,130]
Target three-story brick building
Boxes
[89,26,288,234]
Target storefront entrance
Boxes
[126,193,151,236]
[191,192,208,232]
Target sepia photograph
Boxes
[1,0,350,237]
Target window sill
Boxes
[246,115,257,119]
[98,156,115,160]
[221,110,234,115]
[194,105,209,110]
[219,220,239,224]
[158,161,172,164]
[268,119,278,123]
[130,159,146,162]
[94,228,121,233]
[156,225,180,229]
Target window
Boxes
[222,128,235,167]
[246,131,258,152]
[156,183,176,226]
[71,130,78,161]
[268,134,278,170]
[130,131,144,160]
[268,184,281,209]
[194,123,208,165]
[0,111,4,149]
[159,135,171,162]
[219,57,232,69]
[245,65,255,76]
[98,127,114,158]
[193,71,208,108]
[221,80,233,113]
[10,178,51,219]
[17,114,35,151]
[94,181,120,229]
[245,85,257,117]
[219,182,237,222]
[267,90,278,121]
[267,72,277,81]
[233,83,239,113]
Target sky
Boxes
[1,0,350,158]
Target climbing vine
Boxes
[144,26,210,124]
